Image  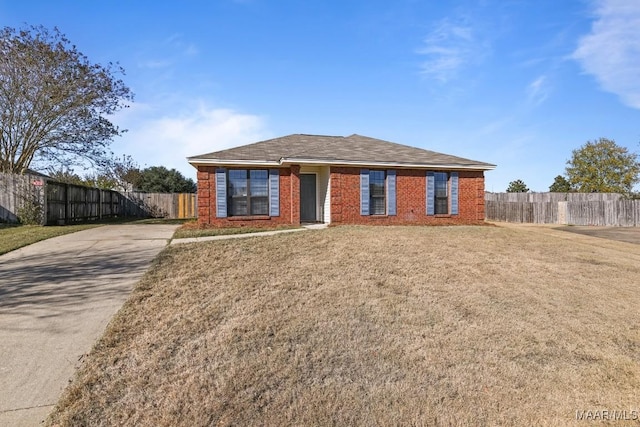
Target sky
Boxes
[2,0,640,192]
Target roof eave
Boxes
[188,157,496,171]
[188,158,281,168]
[281,158,496,171]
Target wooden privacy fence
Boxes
[485,192,640,226]
[46,181,124,224]
[122,192,197,220]
[0,173,46,223]
[1,173,197,225]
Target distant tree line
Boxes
[49,157,196,193]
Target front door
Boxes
[300,174,317,222]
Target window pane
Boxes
[228,170,247,216]
[251,196,268,215]
[228,170,247,197]
[434,172,448,214]
[371,196,385,215]
[435,172,448,197]
[370,182,384,197]
[435,197,448,215]
[369,170,386,214]
[250,170,268,197]
[230,197,248,216]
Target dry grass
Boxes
[47,225,640,426]
[173,221,301,239]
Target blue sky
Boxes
[2,0,640,191]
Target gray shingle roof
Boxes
[188,134,495,170]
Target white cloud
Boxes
[417,17,486,82]
[573,0,640,108]
[113,103,269,179]
[526,75,550,107]
[138,59,172,69]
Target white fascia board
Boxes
[280,158,496,171]
[188,157,496,171]
[188,159,281,167]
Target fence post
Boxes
[557,201,567,225]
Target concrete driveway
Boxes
[0,224,178,427]
[555,225,640,245]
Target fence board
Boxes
[122,192,197,219]
[2,173,197,224]
[0,173,46,223]
[485,192,640,226]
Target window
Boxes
[369,170,386,215]
[228,169,268,216]
[434,172,448,214]
[361,169,396,216]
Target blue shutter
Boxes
[360,169,369,216]
[426,171,435,216]
[215,168,227,218]
[450,172,459,215]
[269,169,279,217]
[386,170,396,216]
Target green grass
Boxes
[0,224,102,256]
[0,218,191,255]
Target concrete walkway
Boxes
[0,224,179,427]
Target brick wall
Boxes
[197,165,485,227]
[329,167,485,225]
[196,166,298,228]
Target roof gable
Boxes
[188,134,495,170]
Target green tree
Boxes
[566,138,640,193]
[0,25,133,174]
[506,179,529,193]
[137,166,196,193]
[49,168,85,186]
[90,154,141,190]
[549,175,572,192]
[111,154,142,191]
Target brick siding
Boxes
[329,167,485,225]
[197,165,485,227]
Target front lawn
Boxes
[47,226,640,426]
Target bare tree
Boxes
[0,25,133,173]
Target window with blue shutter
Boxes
[450,172,459,215]
[434,172,448,214]
[226,169,270,216]
[215,168,227,218]
[426,172,435,216]
[360,169,369,215]
[269,169,279,217]
[386,170,396,216]
[427,171,456,215]
[369,170,385,215]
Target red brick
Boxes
[196,165,486,227]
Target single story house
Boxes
[188,134,495,227]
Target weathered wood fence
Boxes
[485,192,640,226]
[0,173,46,223]
[123,192,197,220]
[1,173,197,225]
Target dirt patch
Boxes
[556,225,640,245]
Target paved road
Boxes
[0,224,178,427]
